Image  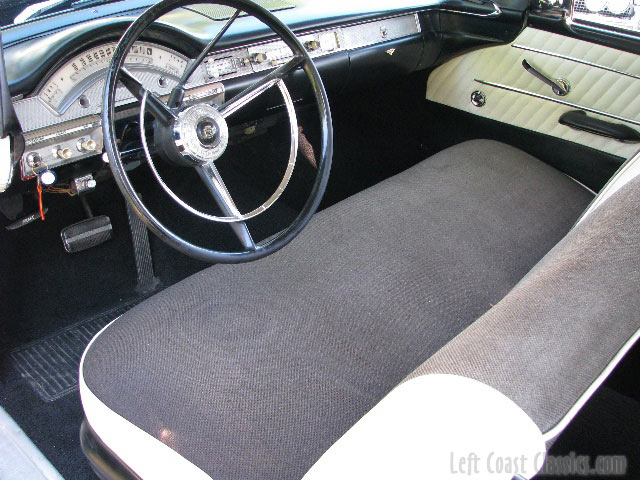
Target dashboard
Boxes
[6,0,591,193]
[11,11,421,180]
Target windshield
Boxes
[2,0,37,26]
[1,0,299,28]
[1,0,123,27]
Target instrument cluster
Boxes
[15,41,215,179]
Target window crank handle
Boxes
[522,59,570,96]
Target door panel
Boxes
[426,27,640,158]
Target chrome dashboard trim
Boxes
[512,44,640,81]
[13,41,197,132]
[474,78,640,126]
[209,12,421,58]
[565,15,640,42]
[5,10,422,87]
[436,2,502,18]
[24,119,101,146]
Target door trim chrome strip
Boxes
[437,2,502,18]
[473,78,640,126]
[542,325,640,441]
[512,44,640,81]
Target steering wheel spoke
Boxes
[168,9,241,108]
[218,55,305,118]
[119,67,176,126]
[197,163,256,250]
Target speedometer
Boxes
[38,42,189,115]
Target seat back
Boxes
[405,147,640,441]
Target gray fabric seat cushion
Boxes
[82,140,593,480]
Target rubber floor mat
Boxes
[9,303,136,402]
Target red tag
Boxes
[37,182,45,221]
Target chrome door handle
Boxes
[522,59,570,96]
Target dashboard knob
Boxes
[56,147,73,160]
[252,53,268,64]
[26,152,42,169]
[78,139,97,152]
[305,40,321,51]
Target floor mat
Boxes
[9,303,137,402]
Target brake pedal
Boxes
[61,215,113,253]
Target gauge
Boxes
[38,42,189,115]
[205,57,238,79]
[607,0,631,14]
[583,0,607,11]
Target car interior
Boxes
[0,0,639,478]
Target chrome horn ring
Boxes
[141,79,299,223]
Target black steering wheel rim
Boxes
[103,0,333,263]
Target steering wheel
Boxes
[103,0,333,263]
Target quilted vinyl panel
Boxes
[426,27,640,158]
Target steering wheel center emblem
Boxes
[174,104,229,165]
[197,120,219,146]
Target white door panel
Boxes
[427,27,640,158]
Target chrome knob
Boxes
[470,90,486,107]
[305,40,321,51]
[252,53,268,64]
[56,147,72,160]
[78,138,97,152]
[26,152,42,168]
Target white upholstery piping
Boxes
[79,319,213,480]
